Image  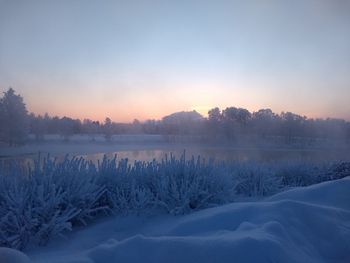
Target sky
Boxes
[0,0,350,122]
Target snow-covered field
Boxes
[9,177,345,263]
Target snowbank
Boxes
[27,177,350,263]
[0,248,31,263]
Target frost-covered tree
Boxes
[59,117,77,141]
[29,113,46,141]
[82,119,100,141]
[0,88,28,145]
[207,107,222,140]
[252,109,279,138]
[103,117,113,141]
[280,112,306,143]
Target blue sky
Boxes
[0,0,349,121]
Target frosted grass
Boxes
[0,153,348,250]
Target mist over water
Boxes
[80,147,350,164]
[2,145,349,169]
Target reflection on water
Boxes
[79,147,349,164]
[1,147,349,167]
[80,150,169,164]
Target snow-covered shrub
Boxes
[233,162,282,196]
[0,182,37,249]
[0,156,108,249]
[275,161,323,187]
[96,157,152,214]
[325,162,350,180]
[0,153,342,250]
[145,154,235,215]
[49,157,107,225]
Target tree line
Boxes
[0,88,349,145]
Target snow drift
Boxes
[24,177,350,263]
[0,247,31,263]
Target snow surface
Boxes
[0,248,31,263]
[20,177,350,263]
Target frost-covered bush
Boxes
[275,161,325,187]
[0,153,345,250]
[233,162,282,196]
[147,155,235,214]
[97,154,234,215]
[96,157,155,214]
[325,162,350,180]
[0,156,108,249]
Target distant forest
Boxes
[1,88,349,145]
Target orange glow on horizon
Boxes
[22,77,350,123]
[28,102,350,123]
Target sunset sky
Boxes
[1,0,350,122]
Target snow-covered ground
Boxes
[12,177,348,263]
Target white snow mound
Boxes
[0,248,32,263]
[30,177,350,263]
